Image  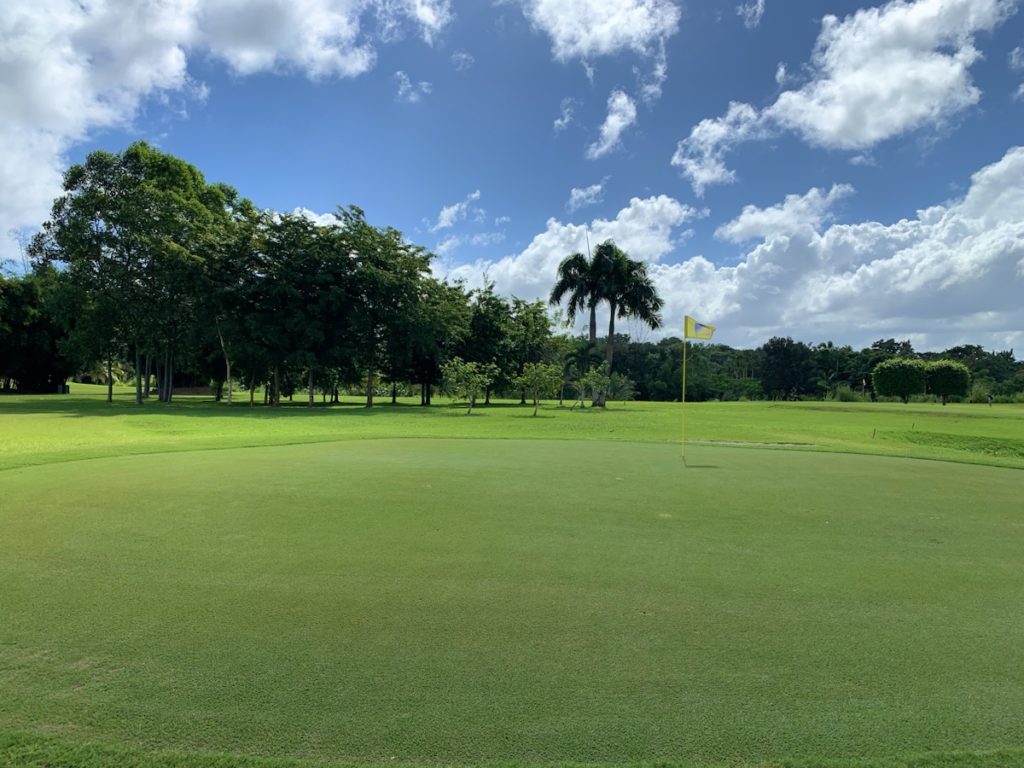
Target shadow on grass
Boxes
[0,394,641,422]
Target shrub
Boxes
[872,357,927,403]
[833,385,870,402]
[926,360,970,405]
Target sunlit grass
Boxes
[1,392,1022,767]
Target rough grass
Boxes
[1,391,1023,767]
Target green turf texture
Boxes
[2,385,1023,472]
[1,392,1022,767]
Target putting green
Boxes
[1,439,1022,767]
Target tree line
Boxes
[2,142,1022,405]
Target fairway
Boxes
[2,430,1023,767]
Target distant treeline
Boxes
[1,142,1022,404]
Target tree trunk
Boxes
[249,379,255,407]
[144,355,152,398]
[134,347,143,405]
[533,397,539,417]
[308,369,315,407]
[391,382,397,405]
[106,354,113,403]
[165,348,174,403]
[596,303,615,407]
[588,304,597,343]
[272,366,280,407]
[426,382,432,405]
[606,302,616,371]
[216,323,232,405]
[365,369,375,408]
[467,395,474,415]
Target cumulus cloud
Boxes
[519,0,679,112]
[586,90,637,159]
[394,70,432,102]
[517,0,680,60]
[447,194,701,301]
[737,0,765,29]
[671,102,769,196]
[567,178,610,212]
[658,146,1024,349]
[447,148,1024,349]
[430,190,482,232]
[715,184,854,242]
[0,0,454,261]
[673,0,1015,194]
[292,207,341,226]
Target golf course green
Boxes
[1,391,1022,768]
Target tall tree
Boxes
[550,252,601,342]
[460,282,512,404]
[341,206,432,407]
[591,240,663,375]
[29,142,229,405]
[507,298,553,404]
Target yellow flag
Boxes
[684,315,715,340]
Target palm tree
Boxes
[550,240,663,405]
[593,241,664,374]
[549,252,600,343]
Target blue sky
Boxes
[3,0,1023,349]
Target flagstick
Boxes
[681,337,688,462]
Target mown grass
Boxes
[1,385,1022,471]
[1,391,1023,766]
[2,731,1022,768]
[2,435,1023,768]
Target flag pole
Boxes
[681,335,688,460]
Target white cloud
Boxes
[636,41,668,103]
[737,0,765,30]
[518,0,679,106]
[435,235,462,256]
[470,232,506,247]
[430,190,482,232]
[451,51,475,71]
[774,62,789,87]
[670,102,769,196]
[394,70,432,102]
[567,178,610,211]
[553,97,577,132]
[586,90,637,159]
[657,146,1024,349]
[673,0,1015,194]
[447,148,1024,349]
[495,216,512,226]
[715,184,854,242]
[1010,46,1024,70]
[292,207,341,226]
[447,194,701,302]
[517,0,680,60]
[0,0,454,260]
